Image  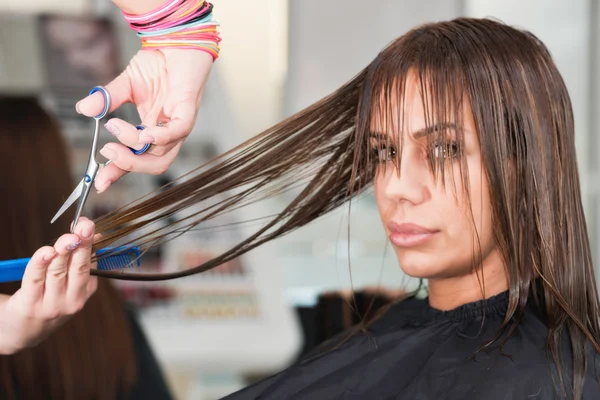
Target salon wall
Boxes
[0,0,89,14]
[284,0,463,115]
[0,14,44,94]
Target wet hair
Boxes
[85,18,597,398]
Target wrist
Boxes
[0,297,55,355]
[121,0,221,61]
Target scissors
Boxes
[51,86,152,232]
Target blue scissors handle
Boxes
[89,86,111,120]
[132,125,152,155]
[89,87,150,155]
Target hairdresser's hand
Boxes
[76,49,213,193]
[0,218,97,354]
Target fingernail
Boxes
[100,147,118,161]
[81,225,93,239]
[43,251,56,262]
[66,240,81,251]
[139,135,155,144]
[97,180,111,194]
[75,101,82,114]
[104,123,120,138]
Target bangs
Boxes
[355,41,471,192]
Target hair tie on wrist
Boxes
[122,0,221,61]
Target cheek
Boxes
[438,161,490,237]
[473,178,494,246]
[448,165,493,249]
[467,164,492,231]
[373,174,388,219]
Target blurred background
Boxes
[0,0,599,398]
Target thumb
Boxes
[75,72,132,117]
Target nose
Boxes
[380,147,430,205]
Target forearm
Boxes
[112,0,171,15]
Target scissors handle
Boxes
[90,88,150,155]
[89,86,111,120]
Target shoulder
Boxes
[300,295,430,362]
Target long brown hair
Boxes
[77,18,598,398]
[0,96,137,400]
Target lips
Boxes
[387,222,438,247]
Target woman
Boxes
[23,16,600,399]
[0,96,173,399]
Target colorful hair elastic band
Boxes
[121,0,183,24]
[122,0,221,61]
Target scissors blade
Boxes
[51,179,85,224]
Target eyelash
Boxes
[371,145,396,163]
[430,141,460,160]
[370,142,460,164]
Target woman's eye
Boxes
[430,142,459,159]
[372,145,396,163]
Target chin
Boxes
[394,249,450,279]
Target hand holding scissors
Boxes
[75,49,213,193]
[51,86,151,231]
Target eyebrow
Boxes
[369,122,461,139]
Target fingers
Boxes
[19,219,97,319]
[104,114,191,157]
[19,246,57,307]
[88,233,102,296]
[75,72,132,117]
[99,141,181,175]
[43,233,82,315]
[86,267,98,298]
[2,220,97,354]
[103,118,176,158]
[94,163,127,193]
[96,116,185,193]
[138,101,197,148]
[95,140,181,192]
[65,219,96,309]
[103,118,148,151]
[88,232,102,297]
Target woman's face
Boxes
[372,72,501,281]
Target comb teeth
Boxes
[96,246,141,272]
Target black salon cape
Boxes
[224,291,600,399]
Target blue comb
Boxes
[0,246,141,283]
